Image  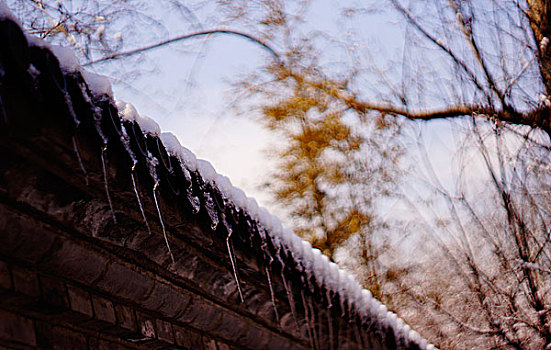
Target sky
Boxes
[102,0,415,221]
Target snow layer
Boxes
[50,45,81,73]
[116,100,161,136]
[82,70,113,98]
[26,31,113,98]
[0,2,435,347]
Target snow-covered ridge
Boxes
[2,1,435,346]
[116,105,435,349]
[24,34,114,99]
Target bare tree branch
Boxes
[83,28,282,66]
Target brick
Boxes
[216,341,231,350]
[136,312,156,339]
[42,240,108,285]
[0,207,55,263]
[142,282,190,318]
[173,325,203,349]
[67,285,93,317]
[0,309,37,346]
[39,274,68,308]
[96,262,153,301]
[203,337,218,350]
[35,322,87,349]
[240,325,270,349]
[267,334,293,350]
[88,337,118,350]
[11,266,39,297]
[92,295,116,324]
[10,217,57,263]
[155,319,174,344]
[206,271,240,302]
[177,298,221,332]
[0,261,11,290]
[211,310,248,341]
[114,304,136,331]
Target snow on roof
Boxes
[3,2,435,347]
[25,27,113,98]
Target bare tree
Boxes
[386,118,551,349]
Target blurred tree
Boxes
[387,119,551,349]
[218,0,405,301]
[253,61,402,299]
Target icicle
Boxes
[63,91,80,127]
[187,189,201,214]
[177,165,200,214]
[352,322,363,349]
[72,135,88,185]
[203,192,219,230]
[326,289,333,308]
[225,217,244,303]
[281,271,300,332]
[327,309,334,350]
[78,81,92,104]
[153,182,175,265]
[0,95,7,124]
[309,296,321,350]
[360,323,369,350]
[120,124,152,235]
[316,307,324,349]
[336,315,342,349]
[100,150,117,224]
[92,106,108,145]
[265,265,280,324]
[300,290,315,350]
[258,226,268,252]
[131,171,151,235]
[145,152,175,265]
[258,227,274,281]
[340,292,346,318]
[89,101,117,225]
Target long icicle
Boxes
[309,297,320,350]
[119,124,151,233]
[336,315,342,349]
[301,290,315,350]
[0,95,7,124]
[281,271,300,332]
[131,170,152,235]
[226,227,245,303]
[72,136,89,185]
[100,149,117,224]
[352,321,363,349]
[63,91,80,127]
[153,182,175,265]
[265,265,280,324]
[327,309,334,350]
